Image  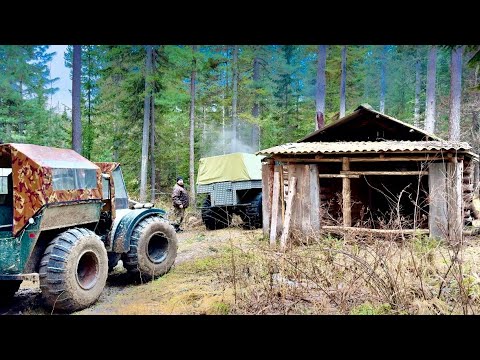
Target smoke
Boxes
[202,122,257,157]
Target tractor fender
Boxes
[110,208,166,253]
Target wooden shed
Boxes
[258,105,479,247]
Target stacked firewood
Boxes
[463,160,475,225]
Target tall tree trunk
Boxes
[340,46,347,118]
[315,45,327,130]
[222,46,227,155]
[473,65,479,135]
[189,45,197,206]
[448,46,465,142]
[140,45,153,202]
[18,79,24,133]
[150,47,156,204]
[231,45,238,153]
[72,45,82,154]
[202,106,207,143]
[414,55,421,127]
[252,52,260,151]
[379,45,387,113]
[86,47,92,159]
[425,46,437,133]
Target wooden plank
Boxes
[269,168,281,246]
[447,159,463,244]
[342,157,351,227]
[428,162,448,240]
[309,164,321,231]
[272,155,462,164]
[474,162,479,196]
[340,170,428,176]
[280,165,285,223]
[301,165,310,232]
[350,156,435,162]
[319,174,360,178]
[280,176,297,251]
[262,161,274,237]
[296,164,306,233]
[322,225,429,235]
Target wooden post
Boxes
[428,162,448,240]
[280,177,297,251]
[447,157,463,245]
[288,164,300,234]
[309,164,321,231]
[269,168,281,246]
[475,161,479,197]
[342,157,351,227]
[280,165,285,223]
[262,160,275,237]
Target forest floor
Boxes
[0,220,257,315]
[4,218,480,315]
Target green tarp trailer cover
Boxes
[197,153,264,185]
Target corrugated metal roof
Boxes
[257,141,473,156]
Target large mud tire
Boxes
[39,228,108,313]
[0,281,22,305]
[201,197,232,230]
[123,216,178,281]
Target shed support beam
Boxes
[447,157,463,245]
[269,167,281,246]
[262,160,275,237]
[428,162,448,240]
[340,170,428,176]
[342,157,351,227]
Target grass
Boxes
[69,226,480,315]
[77,231,242,315]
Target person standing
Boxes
[171,176,190,232]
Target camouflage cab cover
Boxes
[0,143,102,236]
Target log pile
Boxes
[463,160,475,224]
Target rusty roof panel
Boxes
[257,141,473,156]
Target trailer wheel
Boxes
[39,228,108,313]
[241,192,263,229]
[0,280,22,305]
[201,197,232,230]
[123,216,178,281]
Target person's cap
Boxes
[176,176,183,182]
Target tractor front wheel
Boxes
[123,217,178,281]
[39,228,108,313]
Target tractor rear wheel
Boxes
[123,216,178,281]
[0,280,22,305]
[39,228,108,313]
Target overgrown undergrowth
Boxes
[215,231,480,315]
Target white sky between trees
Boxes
[48,45,71,114]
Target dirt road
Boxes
[0,226,260,315]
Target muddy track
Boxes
[1,227,259,315]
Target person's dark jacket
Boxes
[172,184,189,208]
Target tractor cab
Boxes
[0,167,13,233]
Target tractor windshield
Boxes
[0,168,13,230]
[112,167,128,210]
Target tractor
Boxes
[197,152,263,230]
[0,143,177,312]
